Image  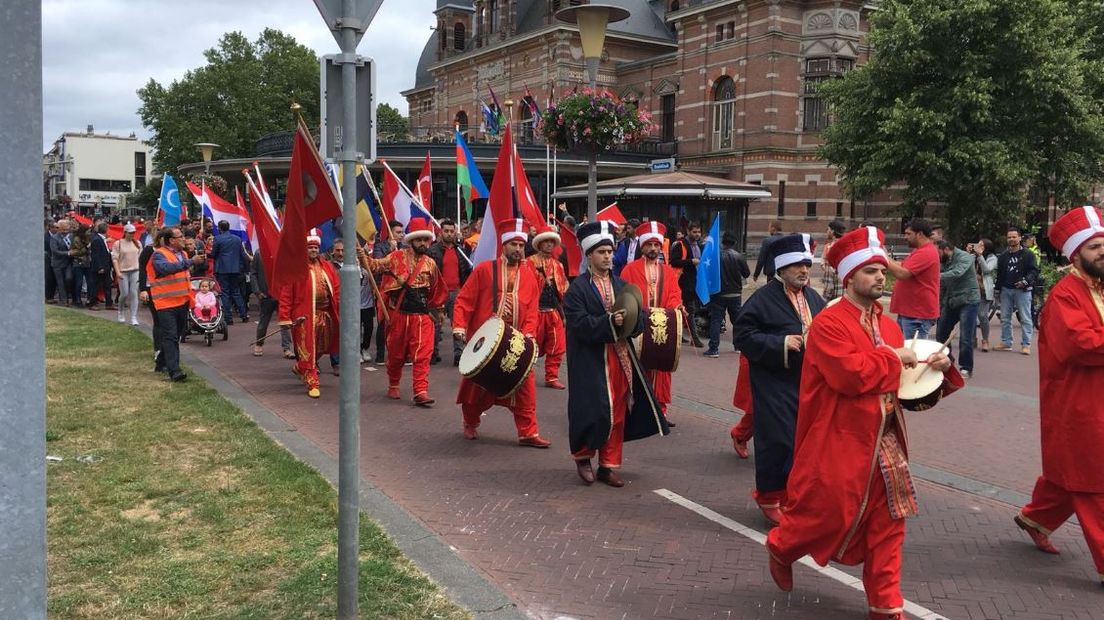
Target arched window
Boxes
[712,76,736,150]
[454,23,465,51]
[455,110,469,133]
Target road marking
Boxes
[654,489,951,620]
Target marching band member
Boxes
[619,221,682,427]
[279,229,340,399]
[564,221,668,488]
[733,234,826,524]
[453,219,551,447]
[766,226,960,620]
[527,224,569,390]
[366,219,448,407]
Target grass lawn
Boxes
[45,307,471,620]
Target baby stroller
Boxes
[186,277,229,346]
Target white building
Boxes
[43,125,152,214]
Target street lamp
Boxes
[555,3,629,222]
[555,3,629,90]
[194,142,220,175]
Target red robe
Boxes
[619,257,682,410]
[730,355,754,443]
[1035,271,1104,493]
[453,258,542,437]
[278,259,340,390]
[528,253,568,382]
[370,249,448,395]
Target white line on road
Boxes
[653,489,951,620]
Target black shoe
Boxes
[430,354,442,365]
[169,371,187,382]
[240,315,250,322]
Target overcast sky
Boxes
[42,0,435,151]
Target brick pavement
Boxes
[168,313,1101,620]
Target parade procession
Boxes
[16,1,1104,619]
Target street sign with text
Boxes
[320,54,377,163]
[312,0,384,48]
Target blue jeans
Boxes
[999,287,1033,346]
[897,316,936,341]
[708,294,742,352]
[216,272,249,320]
[936,303,978,372]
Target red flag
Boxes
[246,176,281,286]
[417,152,433,213]
[68,211,92,227]
[597,202,626,226]
[272,119,339,292]
[512,144,548,231]
[106,222,145,241]
[557,218,581,277]
[471,124,520,265]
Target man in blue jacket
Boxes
[209,220,250,324]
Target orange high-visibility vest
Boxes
[146,247,192,310]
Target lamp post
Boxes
[504,98,514,138]
[554,3,629,222]
[194,142,220,175]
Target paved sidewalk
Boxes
[144,312,1100,619]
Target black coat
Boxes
[564,272,669,455]
[89,234,112,274]
[733,279,826,492]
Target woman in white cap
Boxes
[111,223,142,325]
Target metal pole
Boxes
[337,0,361,617]
[0,1,46,618]
[585,57,599,223]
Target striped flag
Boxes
[456,127,489,219]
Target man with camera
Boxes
[995,227,1039,355]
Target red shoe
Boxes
[596,467,624,488]
[759,503,782,526]
[386,386,400,400]
[413,393,435,407]
[1015,514,1060,554]
[463,425,479,440]
[733,438,749,459]
[544,379,566,390]
[518,435,551,448]
[869,612,910,620]
[766,545,793,592]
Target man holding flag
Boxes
[732,233,826,524]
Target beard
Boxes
[644,250,659,260]
[1082,256,1104,280]
[412,245,429,255]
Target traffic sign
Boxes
[650,157,675,173]
[312,0,384,48]
[320,54,377,163]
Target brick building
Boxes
[405,0,895,244]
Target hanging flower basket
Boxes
[538,89,656,154]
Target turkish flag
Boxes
[597,203,626,226]
[417,152,433,213]
[556,218,581,277]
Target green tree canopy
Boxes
[138,29,320,175]
[819,0,1104,238]
[377,103,409,137]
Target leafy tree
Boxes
[819,0,1104,238]
[138,29,320,175]
[123,176,163,214]
[377,103,409,137]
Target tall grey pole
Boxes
[0,1,46,618]
[586,58,599,222]
[336,0,362,616]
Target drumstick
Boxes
[909,330,919,352]
[911,326,957,384]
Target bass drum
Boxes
[459,316,538,397]
[632,307,682,372]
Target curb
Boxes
[71,308,528,620]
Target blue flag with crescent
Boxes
[158,174,183,226]
[696,214,722,305]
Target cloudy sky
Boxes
[42,0,435,151]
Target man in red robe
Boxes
[766,226,960,620]
[453,219,551,447]
[279,229,340,399]
[620,221,683,426]
[729,354,753,457]
[366,219,448,407]
[527,224,569,389]
[1014,206,1104,586]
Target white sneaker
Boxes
[118,316,126,323]
[131,319,140,326]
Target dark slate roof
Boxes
[411,31,438,91]
[437,0,474,9]
[517,0,673,42]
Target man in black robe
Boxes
[565,221,669,488]
[733,233,826,524]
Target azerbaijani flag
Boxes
[455,127,489,220]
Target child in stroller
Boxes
[187,277,228,345]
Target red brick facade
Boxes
[406,1,899,240]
